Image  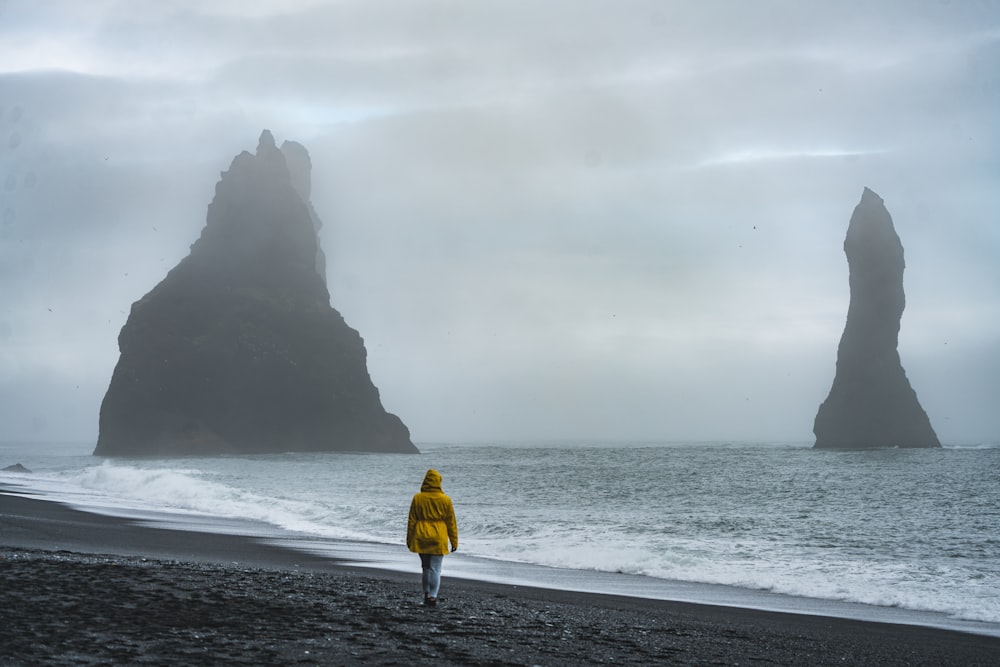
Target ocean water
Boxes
[2,440,999,630]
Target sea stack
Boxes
[813,187,940,449]
[95,131,417,456]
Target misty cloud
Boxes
[1,0,998,444]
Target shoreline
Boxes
[267,534,1000,638]
[3,486,1000,665]
[4,478,998,638]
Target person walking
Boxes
[406,469,459,607]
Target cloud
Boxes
[1,0,998,444]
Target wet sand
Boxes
[2,487,999,666]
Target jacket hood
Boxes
[420,469,442,492]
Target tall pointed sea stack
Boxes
[813,187,940,449]
[96,131,417,456]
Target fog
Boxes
[2,1,998,444]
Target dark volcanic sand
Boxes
[2,490,998,666]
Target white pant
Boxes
[419,553,443,598]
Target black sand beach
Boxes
[2,487,999,666]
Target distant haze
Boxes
[1,1,998,444]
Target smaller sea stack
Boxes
[813,187,940,449]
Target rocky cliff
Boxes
[95,131,417,456]
[813,187,940,449]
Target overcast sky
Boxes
[1,1,998,445]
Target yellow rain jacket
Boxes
[407,469,459,555]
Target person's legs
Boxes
[425,555,443,599]
[418,553,443,603]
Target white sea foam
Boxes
[42,462,392,544]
